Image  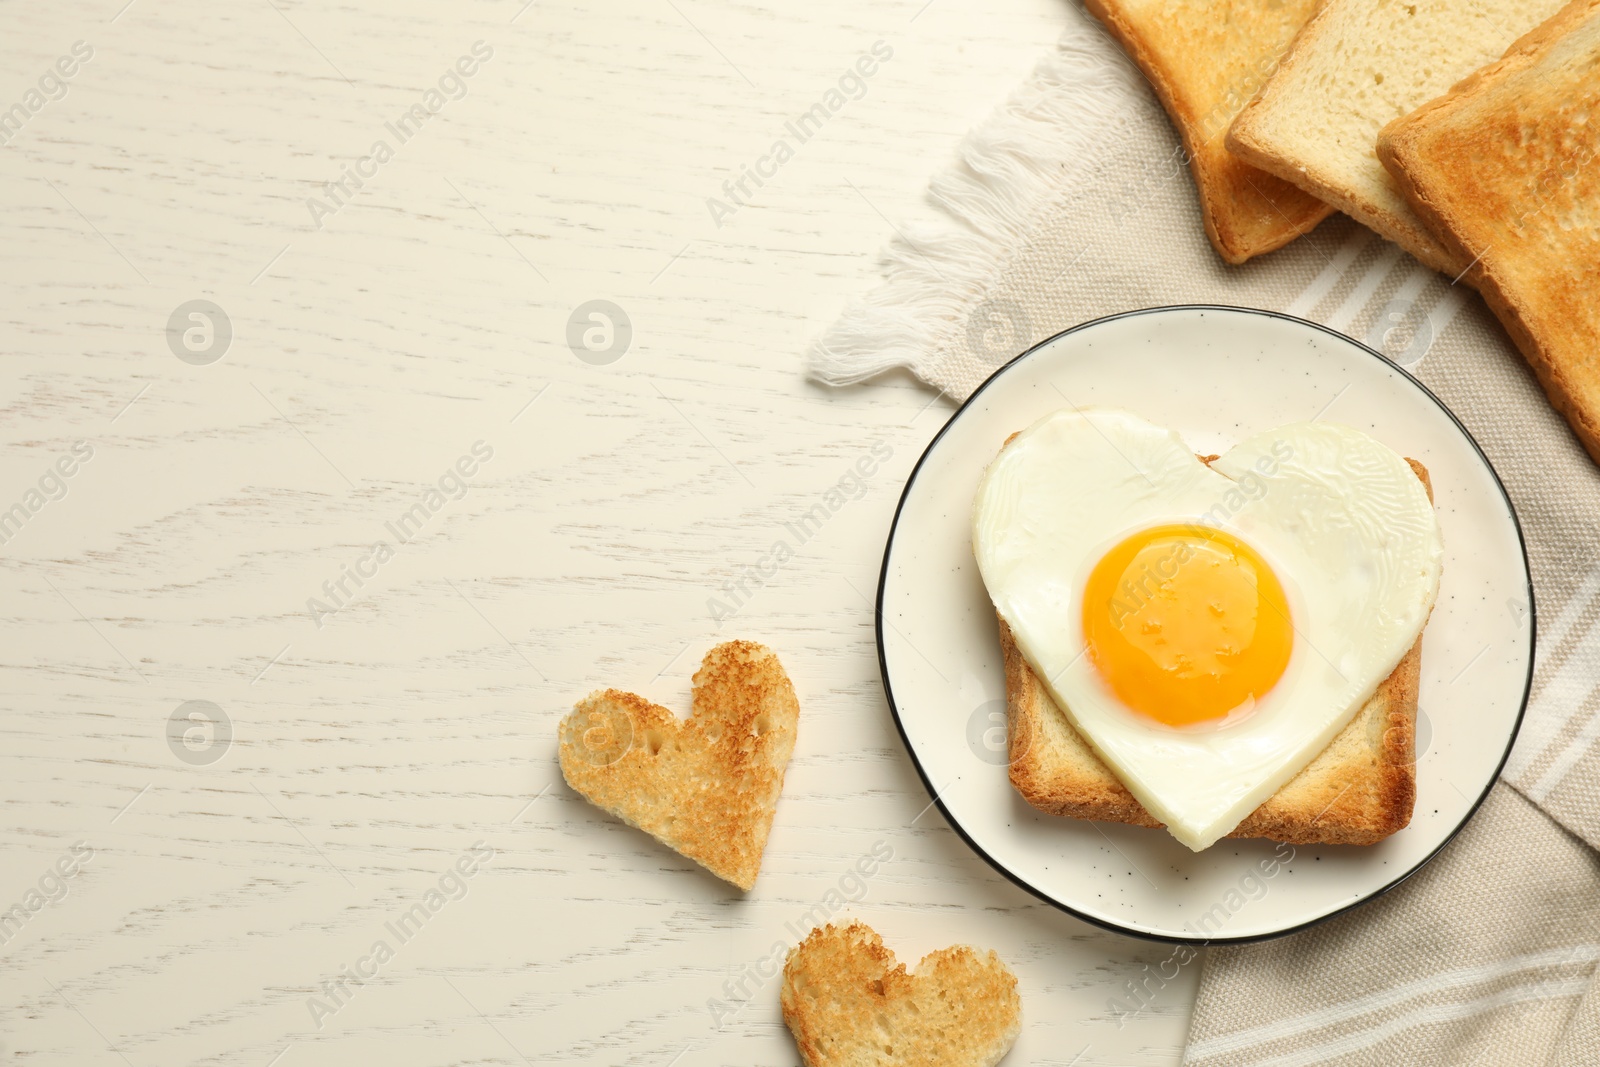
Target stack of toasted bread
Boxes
[1090,0,1600,460]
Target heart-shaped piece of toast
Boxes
[780,921,1021,1067]
[557,640,798,891]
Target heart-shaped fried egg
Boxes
[972,409,1442,850]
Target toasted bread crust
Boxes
[557,640,799,890]
[1221,0,1451,272]
[1083,0,1332,262]
[1377,0,1600,465]
[1226,30,1465,276]
[1001,457,1431,847]
[1226,0,1568,278]
[780,922,1021,1067]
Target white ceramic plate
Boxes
[878,306,1533,943]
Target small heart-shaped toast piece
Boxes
[780,922,1021,1067]
[558,640,799,891]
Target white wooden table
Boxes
[0,1,1195,1063]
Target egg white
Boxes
[971,409,1442,851]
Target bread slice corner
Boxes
[1377,0,1600,465]
[1226,0,1570,277]
[1084,0,1333,263]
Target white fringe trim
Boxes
[807,27,1145,398]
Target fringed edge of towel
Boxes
[806,27,1145,400]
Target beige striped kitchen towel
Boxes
[811,7,1600,1064]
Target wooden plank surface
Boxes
[0,1,1194,1063]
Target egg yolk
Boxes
[1081,524,1292,727]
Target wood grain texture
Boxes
[0,0,1193,1064]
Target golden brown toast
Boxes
[1377,0,1600,465]
[557,640,799,890]
[1000,458,1432,847]
[1227,0,1568,276]
[1083,0,1333,263]
[780,922,1021,1067]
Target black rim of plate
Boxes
[874,303,1536,945]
